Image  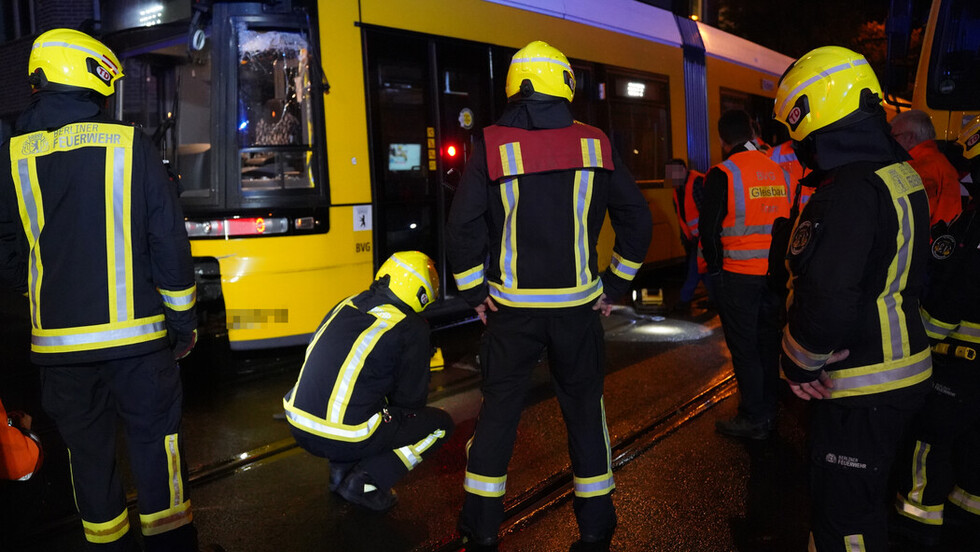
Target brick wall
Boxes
[0,1,95,128]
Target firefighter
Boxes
[446,40,652,551]
[700,109,791,440]
[283,251,454,512]
[0,29,199,550]
[891,114,980,550]
[774,46,932,551]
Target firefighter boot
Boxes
[328,461,354,493]
[335,467,398,512]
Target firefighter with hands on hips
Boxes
[773,46,933,551]
[283,251,454,512]
[891,114,980,550]
[699,109,791,441]
[446,41,652,552]
[0,29,200,551]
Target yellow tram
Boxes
[101,0,793,350]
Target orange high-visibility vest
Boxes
[717,150,791,275]
[770,141,815,207]
[673,170,703,241]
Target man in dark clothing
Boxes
[0,29,198,551]
[891,114,980,551]
[773,46,932,551]
[446,41,652,552]
[283,251,453,512]
[700,110,790,440]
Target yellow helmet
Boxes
[505,41,575,102]
[29,28,124,97]
[376,251,439,313]
[774,46,881,141]
[957,114,980,160]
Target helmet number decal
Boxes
[787,96,810,132]
[87,58,113,85]
[788,107,802,126]
[967,132,980,149]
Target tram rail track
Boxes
[24,315,732,550]
[420,372,737,552]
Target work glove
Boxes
[170,328,198,360]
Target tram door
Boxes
[365,30,495,300]
[433,41,495,295]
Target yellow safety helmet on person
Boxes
[28,28,123,97]
[773,46,881,142]
[957,114,980,161]
[505,40,575,102]
[376,251,439,313]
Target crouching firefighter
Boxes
[283,251,454,512]
[0,29,199,550]
[892,114,980,550]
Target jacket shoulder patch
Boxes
[931,234,956,260]
[789,220,813,256]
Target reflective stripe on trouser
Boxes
[808,395,926,552]
[461,307,616,541]
[40,347,195,547]
[290,405,453,492]
[895,355,980,529]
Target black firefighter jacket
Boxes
[779,115,932,405]
[0,91,195,365]
[446,100,652,312]
[282,283,431,443]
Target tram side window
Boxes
[237,25,314,191]
[720,89,787,150]
[569,65,596,126]
[928,0,980,110]
[606,73,670,185]
[120,46,212,198]
[175,58,213,198]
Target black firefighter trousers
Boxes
[460,305,616,542]
[40,347,196,552]
[807,391,926,551]
[715,271,782,425]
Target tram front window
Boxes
[237,26,314,191]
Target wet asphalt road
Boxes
[1,278,821,552]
